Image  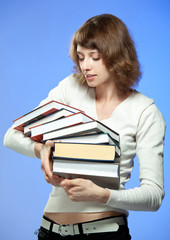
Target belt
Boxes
[41,216,126,236]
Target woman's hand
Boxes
[60,178,110,203]
[34,140,64,186]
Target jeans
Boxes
[37,224,131,240]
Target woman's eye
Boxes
[93,57,100,61]
[77,56,84,61]
[79,57,84,61]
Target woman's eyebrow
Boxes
[77,51,100,55]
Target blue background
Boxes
[0,0,169,239]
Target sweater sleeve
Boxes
[3,125,38,158]
[105,104,166,211]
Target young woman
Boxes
[4,14,166,240]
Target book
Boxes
[13,100,82,131]
[30,112,94,142]
[54,133,120,157]
[52,159,120,189]
[53,142,119,161]
[24,108,75,136]
[43,120,119,145]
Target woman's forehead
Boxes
[77,45,99,53]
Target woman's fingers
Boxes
[40,140,64,185]
[60,178,110,203]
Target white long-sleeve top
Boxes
[4,74,166,215]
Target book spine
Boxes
[52,156,115,163]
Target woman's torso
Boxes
[42,75,154,224]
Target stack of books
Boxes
[13,100,121,189]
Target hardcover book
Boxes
[53,159,120,189]
[54,133,120,157]
[43,120,120,145]
[30,112,94,142]
[24,108,74,136]
[13,100,82,131]
[53,142,119,161]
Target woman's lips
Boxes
[85,74,96,81]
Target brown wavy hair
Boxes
[69,14,141,92]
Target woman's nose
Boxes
[81,58,92,72]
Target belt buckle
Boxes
[58,224,75,236]
[58,224,67,237]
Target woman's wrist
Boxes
[100,188,111,203]
[34,142,44,158]
[95,187,110,204]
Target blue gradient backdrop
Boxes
[0,1,169,239]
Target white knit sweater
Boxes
[4,74,166,215]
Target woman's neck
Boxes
[95,83,132,121]
[95,82,121,103]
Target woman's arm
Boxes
[105,104,166,211]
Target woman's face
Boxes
[77,45,113,88]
